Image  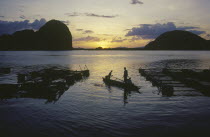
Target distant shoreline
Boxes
[1,49,210,51]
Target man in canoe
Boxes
[105,70,113,80]
[123,67,128,83]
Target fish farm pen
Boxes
[139,68,210,97]
[0,67,89,103]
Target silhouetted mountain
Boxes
[0,20,72,50]
[145,30,210,50]
[207,40,210,46]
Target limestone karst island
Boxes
[0,20,72,50]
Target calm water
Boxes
[1,50,210,137]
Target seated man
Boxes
[105,70,113,80]
[127,78,132,84]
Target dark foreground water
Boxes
[0,50,210,137]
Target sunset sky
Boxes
[0,0,210,48]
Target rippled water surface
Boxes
[1,50,210,137]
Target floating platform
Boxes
[139,68,209,96]
[0,68,11,75]
[0,67,90,103]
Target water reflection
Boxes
[1,51,210,137]
[104,80,140,105]
[146,59,201,69]
[123,89,131,105]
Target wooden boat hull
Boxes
[103,78,139,91]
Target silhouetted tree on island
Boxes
[0,20,72,50]
[95,47,103,50]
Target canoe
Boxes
[103,77,140,91]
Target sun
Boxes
[97,41,109,48]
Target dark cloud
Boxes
[30,18,47,30]
[111,37,127,43]
[73,36,100,42]
[20,15,26,19]
[129,36,142,42]
[65,12,118,18]
[65,12,80,17]
[126,22,206,39]
[178,26,199,30]
[85,13,117,18]
[124,29,131,31]
[189,30,206,35]
[76,29,94,34]
[0,16,4,18]
[130,0,143,5]
[83,30,94,34]
[100,34,113,36]
[0,18,47,35]
[76,29,83,31]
